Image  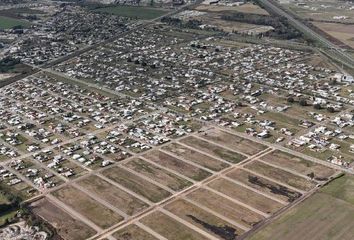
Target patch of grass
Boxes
[92,6,169,20]
[0,16,30,29]
[320,174,354,206]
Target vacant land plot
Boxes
[124,158,192,191]
[165,199,244,240]
[77,175,149,216]
[187,188,264,228]
[260,151,336,180]
[319,174,354,205]
[162,143,230,171]
[102,166,171,203]
[208,178,284,214]
[0,16,30,29]
[31,198,96,240]
[248,175,354,240]
[112,224,157,240]
[227,169,302,203]
[312,22,354,48]
[180,136,247,163]
[141,211,206,240]
[244,161,317,192]
[143,150,211,181]
[196,2,269,15]
[93,6,169,19]
[200,129,266,155]
[52,186,123,229]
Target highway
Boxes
[258,0,354,69]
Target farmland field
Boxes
[180,136,247,163]
[92,6,169,19]
[248,175,354,240]
[124,158,192,191]
[187,188,264,228]
[200,129,267,155]
[0,16,30,29]
[102,166,171,203]
[207,178,284,214]
[162,143,230,171]
[77,175,149,215]
[31,198,96,240]
[260,151,337,180]
[226,169,302,203]
[244,160,317,192]
[143,150,212,181]
[164,199,245,239]
[112,224,157,240]
[141,211,206,240]
[52,186,124,229]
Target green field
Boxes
[248,174,354,240]
[0,16,30,29]
[93,6,169,19]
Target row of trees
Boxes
[221,12,302,40]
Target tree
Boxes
[308,172,315,179]
[299,98,308,106]
[313,104,322,110]
[287,97,295,103]
[327,106,335,113]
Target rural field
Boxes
[30,198,97,240]
[0,16,30,29]
[92,6,169,19]
[247,175,354,240]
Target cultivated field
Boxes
[92,6,169,19]
[102,166,171,203]
[248,175,354,240]
[30,198,96,240]
[200,129,267,155]
[207,178,284,214]
[180,136,247,163]
[52,186,124,229]
[162,142,230,171]
[143,150,212,181]
[260,151,337,180]
[123,158,193,191]
[226,169,302,203]
[77,175,149,216]
[112,224,157,240]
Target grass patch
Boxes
[0,16,30,29]
[92,6,169,19]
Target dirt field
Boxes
[196,3,269,15]
[226,169,302,203]
[143,150,212,181]
[141,211,206,240]
[31,198,96,240]
[312,22,354,48]
[180,136,247,163]
[77,175,149,216]
[102,166,171,203]
[248,175,354,240]
[124,158,192,191]
[112,224,157,240]
[244,161,317,191]
[260,151,337,180]
[200,129,267,155]
[162,143,230,171]
[165,199,245,240]
[52,186,123,229]
[207,178,284,214]
[187,188,264,228]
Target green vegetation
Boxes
[0,57,20,73]
[0,16,30,29]
[92,6,169,19]
[221,11,302,40]
[248,174,354,240]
